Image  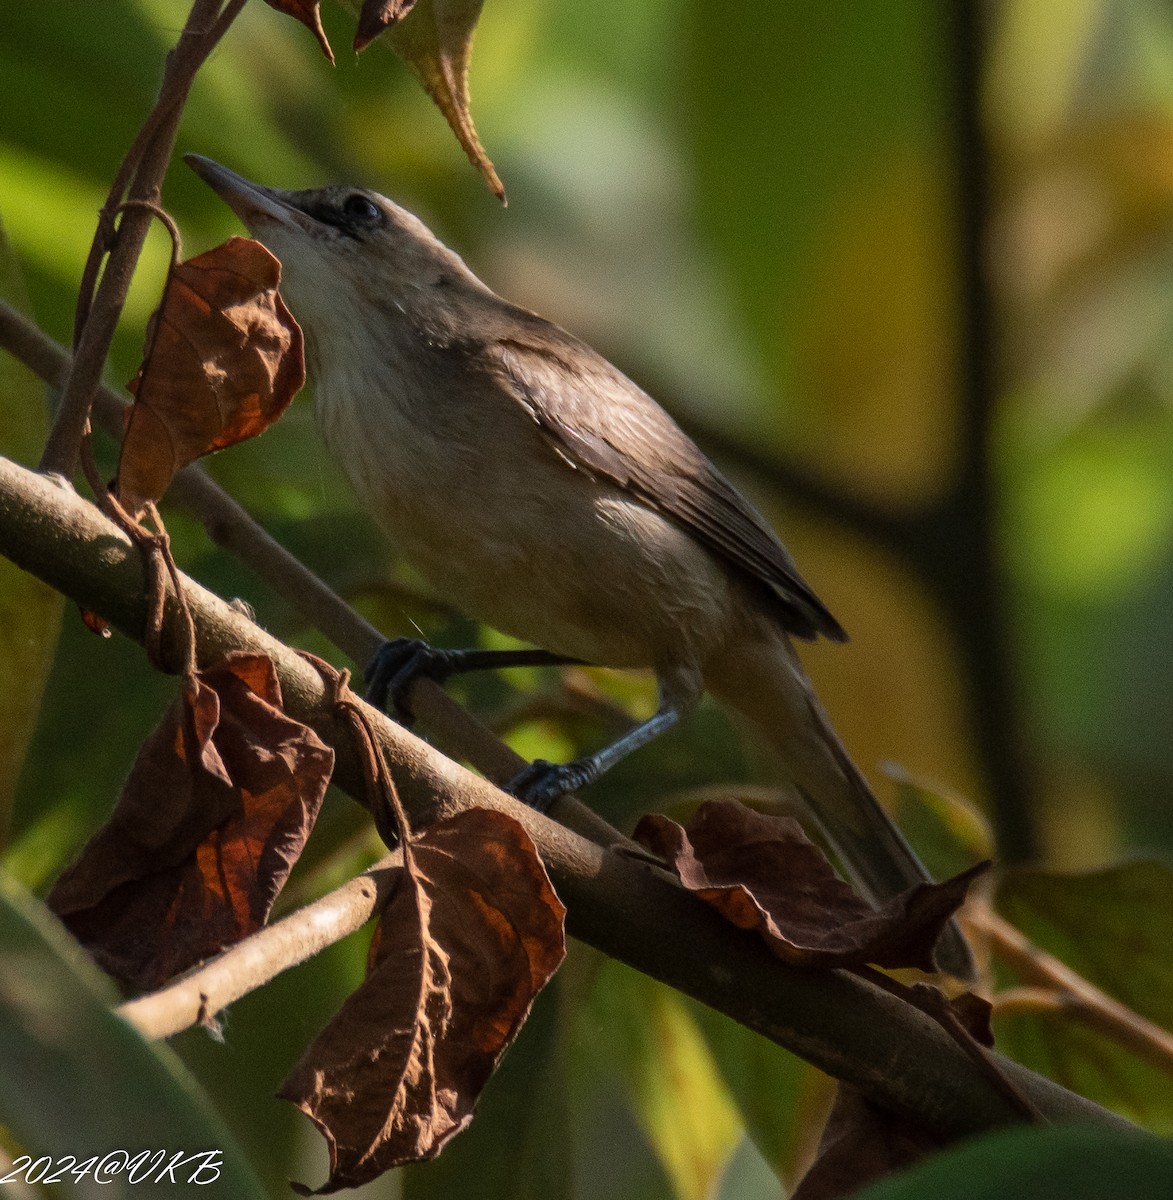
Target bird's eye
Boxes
[341,194,381,224]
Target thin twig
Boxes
[991,987,1068,1018]
[40,0,248,477]
[70,10,217,337]
[118,852,404,1041]
[489,675,634,740]
[970,903,1173,1077]
[114,200,183,269]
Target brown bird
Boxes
[188,154,973,976]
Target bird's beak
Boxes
[184,154,310,233]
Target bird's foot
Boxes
[506,757,600,813]
[363,637,459,724]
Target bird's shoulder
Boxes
[465,306,845,643]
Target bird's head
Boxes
[184,154,483,342]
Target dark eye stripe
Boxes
[298,195,383,238]
[343,195,381,223]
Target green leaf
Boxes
[856,1125,1173,1200]
[350,0,505,200]
[685,0,956,498]
[883,765,996,882]
[995,861,1173,1131]
[583,960,742,1200]
[0,214,63,843]
[0,868,266,1196]
[687,997,829,1187]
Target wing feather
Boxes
[483,328,846,643]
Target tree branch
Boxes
[943,1,1038,861]
[118,851,404,1041]
[0,454,1129,1138]
[972,904,1173,1078]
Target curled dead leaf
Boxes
[947,989,995,1047]
[80,607,112,638]
[635,799,988,972]
[355,0,417,44]
[118,237,304,518]
[281,806,566,1193]
[791,1085,947,1200]
[263,0,335,62]
[354,0,505,202]
[48,652,332,992]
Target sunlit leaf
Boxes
[585,960,742,1200]
[353,0,505,201]
[687,998,832,1187]
[48,653,333,992]
[119,237,304,519]
[282,807,565,1192]
[0,214,63,838]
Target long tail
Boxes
[705,632,976,979]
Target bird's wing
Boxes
[484,329,846,642]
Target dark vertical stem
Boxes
[944,0,1038,860]
[37,0,247,479]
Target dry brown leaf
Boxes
[791,1085,946,1200]
[118,237,304,518]
[354,0,505,202]
[635,800,988,972]
[947,989,995,1046]
[48,652,332,992]
[80,608,112,637]
[281,807,566,1193]
[263,0,335,62]
[355,0,417,43]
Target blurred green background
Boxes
[4,0,1173,1195]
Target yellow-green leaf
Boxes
[354,0,505,202]
[0,215,63,840]
[587,961,742,1200]
[263,0,336,64]
[996,861,1173,1131]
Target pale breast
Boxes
[311,340,734,677]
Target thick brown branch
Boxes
[0,454,1130,1138]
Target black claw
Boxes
[363,637,455,724]
[506,758,598,812]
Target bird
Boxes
[187,154,974,976]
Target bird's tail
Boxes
[705,633,976,979]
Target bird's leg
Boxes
[507,698,682,812]
[363,637,580,723]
